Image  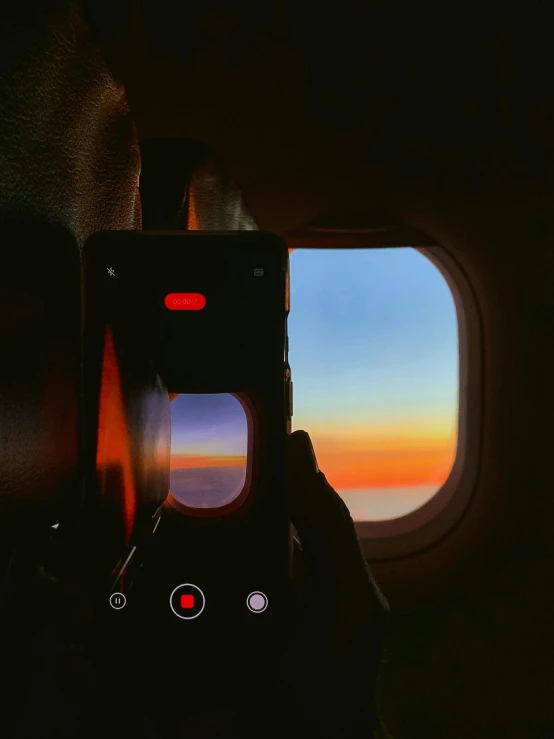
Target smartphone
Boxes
[82,231,292,665]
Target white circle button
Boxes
[110,592,126,610]
[169,583,206,620]
[247,591,268,613]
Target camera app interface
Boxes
[83,232,290,630]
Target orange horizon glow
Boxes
[307,424,457,489]
[170,454,247,469]
[314,448,455,488]
[168,392,455,487]
[96,325,136,543]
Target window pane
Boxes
[169,393,248,509]
[289,248,458,521]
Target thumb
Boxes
[285,430,389,735]
[285,430,389,623]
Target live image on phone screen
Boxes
[168,393,252,512]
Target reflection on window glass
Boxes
[169,393,248,509]
[289,248,458,521]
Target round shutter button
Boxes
[170,583,205,620]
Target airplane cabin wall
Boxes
[372,199,554,738]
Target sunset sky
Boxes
[170,393,247,469]
[288,247,459,521]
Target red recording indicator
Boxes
[180,594,195,610]
[165,293,206,310]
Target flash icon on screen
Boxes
[107,267,115,276]
[253,268,264,277]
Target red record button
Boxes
[170,584,205,620]
[164,293,206,310]
[181,594,195,609]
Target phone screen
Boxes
[82,232,292,654]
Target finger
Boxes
[285,431,389,735]
[286,430,389,636]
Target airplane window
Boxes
[289,248,458,522]
[168,393,249,510]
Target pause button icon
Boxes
[110,592,126,610]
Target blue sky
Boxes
[170,393,247,456]
[289,248,458,427]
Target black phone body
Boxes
[82,231,292,660]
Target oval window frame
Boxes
[166,392,257,518]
